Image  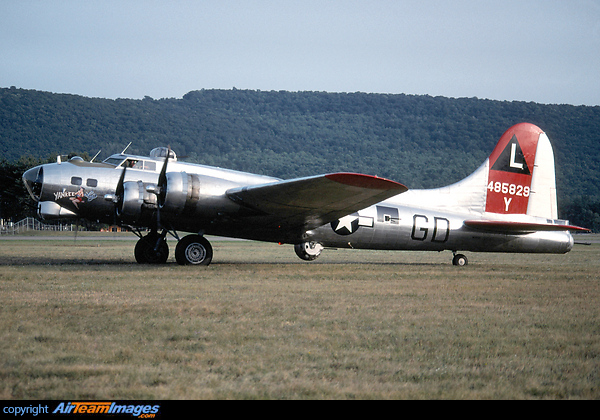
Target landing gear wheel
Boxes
[294,242,324,261]
[452,253,468,266]
[135,234,169,264]
[175,235,213,266]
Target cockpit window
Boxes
[126,159,141,169]
[103,157,126,167]
[102,157,157,171]
[71,177,82,186]
[125,159,157,171]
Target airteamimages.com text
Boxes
[2,402,161,418]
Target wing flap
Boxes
[227,172,407,230]
[464,220,590,233]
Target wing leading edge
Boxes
[227,172,407,230]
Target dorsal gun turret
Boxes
[150,147,177,161]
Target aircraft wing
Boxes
[464,220,590,233]
[227,172,408,230]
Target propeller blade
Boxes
[157,146,171,208]
[73,218,80,243]
[114,165,127,221]
[155,146,171,230]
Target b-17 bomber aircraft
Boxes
[23,123,589,266]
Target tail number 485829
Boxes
[487,181,530,197]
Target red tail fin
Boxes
[485,123,543,214]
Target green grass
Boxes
[0,237,599,399]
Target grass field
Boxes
[1,235,599,399]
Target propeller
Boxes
[157,146,171,204]
[108,164,127,226]
[73,218,80,243]
[72,218,91,243]
[155,146,171,229]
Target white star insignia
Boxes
[335,215,358,233]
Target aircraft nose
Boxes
[23,166,44,201]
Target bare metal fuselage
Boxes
[308,206,573,254]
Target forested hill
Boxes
[1,87,599,224]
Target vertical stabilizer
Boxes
[391,123,559,220]
[484,123,557,219]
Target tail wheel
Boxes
[134,234,169,264]
[452,253,468,266]
[175,235,213,266]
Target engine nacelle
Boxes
[160,172,241,221]
[117,180,158,225]
[38,201,77,219]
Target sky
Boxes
[1,0,599,106]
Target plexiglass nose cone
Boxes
[23,166,43,201]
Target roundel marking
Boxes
[331,213,360,235]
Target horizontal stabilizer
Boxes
[464,220,590,233]
[228,172,407,230]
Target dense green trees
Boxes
[1,87,599,230]
[0,156,51,222]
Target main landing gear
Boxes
[174,234,213,266]
[133,231,213,266]
[452,252,468,266]
[134,232,169,264]
[294,241,324,261]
